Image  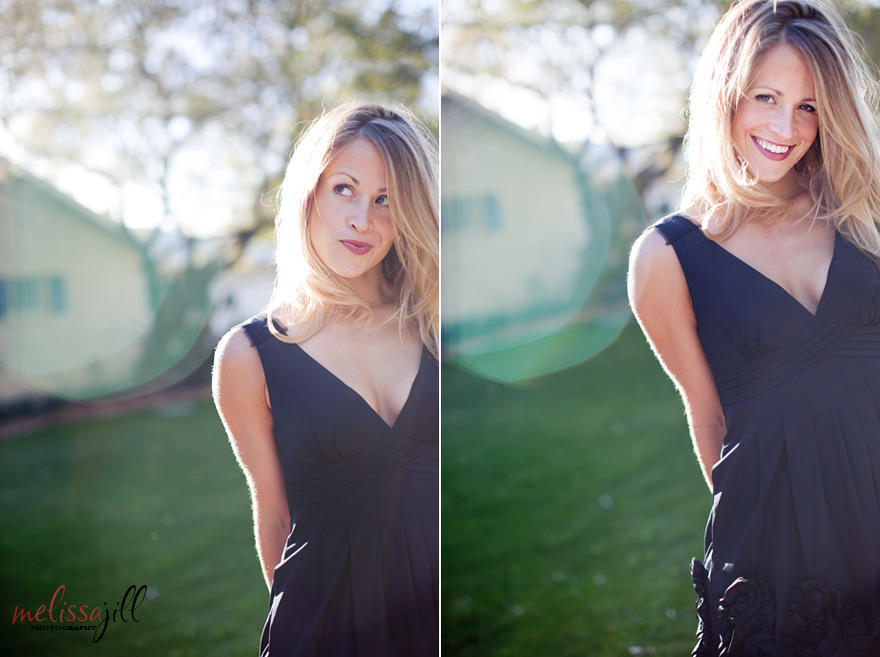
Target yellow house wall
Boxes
[0,178,152,398]
[442,101,588,325]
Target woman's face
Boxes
[308,137,395,291]
[732,43,819,198]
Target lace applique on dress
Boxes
[691,560,880,657]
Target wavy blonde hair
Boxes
[266,103,439,357]
[682,0,880,257]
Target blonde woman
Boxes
[629,1,880,654]
[213,104,438,656]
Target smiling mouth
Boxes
[340,239,372,255]
[752,135,795,160]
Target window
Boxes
[0,276,68,316]
[441,194,503,232]
[49,276,66,312]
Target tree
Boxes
[0,0,438,243]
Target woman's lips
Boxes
[340,239,372,255]
[752,135,795,161]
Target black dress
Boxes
[653,215,880,656]
[241,314,438,657]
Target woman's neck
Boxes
[348,268,390,306]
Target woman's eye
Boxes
[375,195,389,207]
[799,103,817,113]
[755,94,773,103]
[333,184,354,197]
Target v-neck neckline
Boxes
[292,342,426,430]
[679,215,839,319]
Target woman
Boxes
[212,103,438,656]
[629,1,880,654]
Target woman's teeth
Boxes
[755,137,791,154]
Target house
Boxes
[209,235,276,337]
[441,92,639,380]
[0,159,155,406]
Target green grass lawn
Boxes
[442,320,712,657]
[1,319,710,656]
[0,397,267,656]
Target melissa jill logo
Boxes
[11,584,147,642]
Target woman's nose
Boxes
[770,107,796,140]
[348,200,372,231]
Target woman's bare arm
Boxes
[212,326,291,590]
[628,228,726,490]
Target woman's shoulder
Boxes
[213,313,287,375]
[213,322,268,392]
[629,215,695,313]
[629,227,684,287]
[229,312,291,348]
[216,313,271,357]
[631,212,700,267]
[647,211,702,242]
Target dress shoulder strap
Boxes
[652,213,702,246]
[240,313,288,348]
[645,214,730,335]
[237,314,297,412]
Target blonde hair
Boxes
[267,103,439,357]
[682,0,880,257]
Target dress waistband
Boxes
[285,440,437,507]
[715,324,880,407]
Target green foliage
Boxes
[443,0,726,140]
[842,2,880,74]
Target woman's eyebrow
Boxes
[330,170,359,185]
[329,169,387,192]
